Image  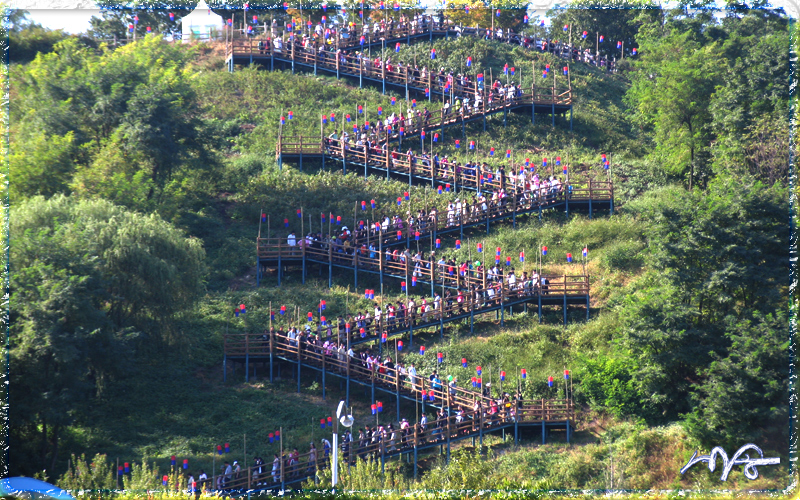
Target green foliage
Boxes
[547,0,660,59]
[126,457,163,490]
[580,355,652,420]
[7,10,70,63]
[421,448,494,490]
[313,455,410,490]
[601,179,789,429]
[11,36,210,214]
[59,454,118,490]
[10,195,205,475]
[6,17,792,490]
[442,2,530,32]
[625,179,788,323]
[625,31,721,189]
[89,0,192,40]
[598,239,644,272]
[684,311,789,448]
[8,130,76,199]
[626,7,790,188]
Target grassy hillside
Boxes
[8,17,791,493]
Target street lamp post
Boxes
[333,400,354,489]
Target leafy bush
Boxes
[59,454,117,491]
[598,240,645,272]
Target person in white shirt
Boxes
[408,363,417,389]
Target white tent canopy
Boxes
[181,0,223,41]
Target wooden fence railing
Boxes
[216,394,571,491]
[220,330,573,490]
[256,178,610,255]
[226,269,587,349]
[257,233,587,287]
[226,18,619,73]
[278,135,612,195]
[237,35,572,106]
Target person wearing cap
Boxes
[321,437,331,458]
[233,460,241,480]
[448,375,457,396]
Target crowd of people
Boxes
[242,11,619,73]
[223,392,526,488]
[282,173,567,260]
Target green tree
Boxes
[684,311,789,448]
[89,0,192,40]
[442,1,530,32]
[9,195,205,476]
[11,36,209,210]
[625,31,722,189]
[8,131,75,199]
[6,9,69,63]
[608,179,789,425]
[546,0,659,59]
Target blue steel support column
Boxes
[245,347,249,383]
[551,103,555,127]
[278,253,282,286]
[566,419,570,443]
[542,420,545,444]
[500,287,505,326]
[223,355,227,383]
[413,445,418,479]
[538,293,542,323]
[269,335,274,383]
[297,356,301,394]
[586,294,590,321]
[479,413,483,447]
[322,358,326,400]
[470,302,474,334]
[382,40,386,94]
[439,305,444,340]
[563,293,567,326]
